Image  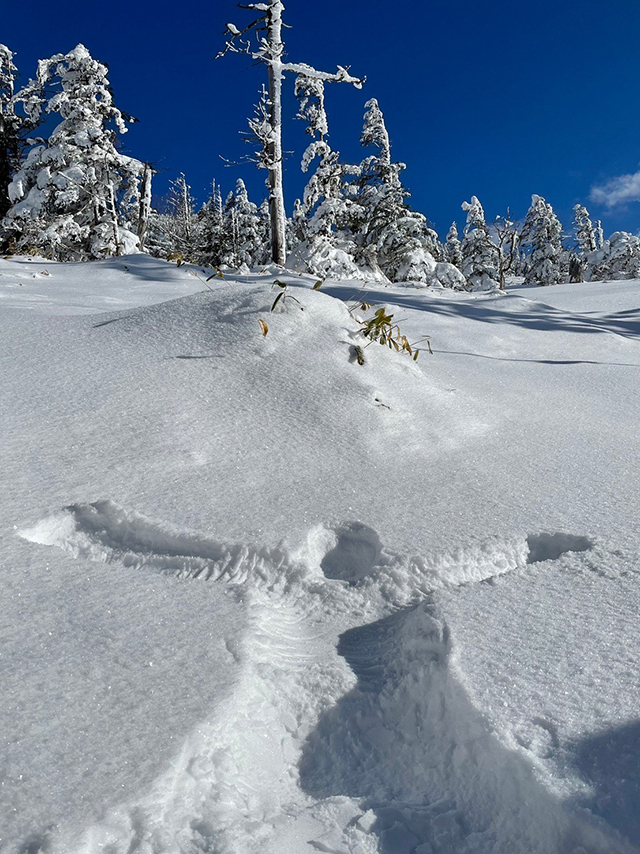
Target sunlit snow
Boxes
[1,255,639,854]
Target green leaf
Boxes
[313,280,323,290]
[273,279,287,289]
[271,291,284,311]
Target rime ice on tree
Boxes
[444,222,463,269]
[3,44,146,260]
[520,194,564,286]
[218,0,363,265]
[460,196,499,290]
[573,204,597,255]
[0,45,24,227]
[357,99,445,284]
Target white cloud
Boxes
[590,170,640,208]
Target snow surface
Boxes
[1,255,640,853]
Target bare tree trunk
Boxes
[137,163,152,251]
[107,179,122,256]
[266,1,286,266]
[0,115,12,221]
[180,175,192,251]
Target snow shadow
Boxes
[526,532,593,564]
[572,720,640,846]
[415,299,640,342]
[320,522,383,583]
[321,285,640,342]
[87,255,212,283]
[430,350,640,368]
[298,605,609,853]
[298,607,461,852]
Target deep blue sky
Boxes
[5,0,640,239]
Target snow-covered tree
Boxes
[295,74,328,141]
[218,0,363,265]
[568,253,585,282]
[520,194,564,286]
[290,139,361,278]
[444,222,462,268]
[573,203,597,254]
[493,212,519,290]
[424,225,444,261]
[211,181,267,270]
[595,219,604,250]
[3,44,144,259]
[219,189,239,268]
[460,196,499,290]
[196,180,224,266]
[0,45,25,225]
[232,177,263,266]
[136,163,153,252]
[587,231,640,281]
[345,99,465,287]
[159,173,201,261]
[356,99,433,282]
[284,74,362,278]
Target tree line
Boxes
[1,18,639,288]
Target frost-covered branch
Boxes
[218,0,364,264]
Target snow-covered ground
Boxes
[1,255,639,854]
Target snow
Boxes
[0,254,206,314]
[1,254,640,853]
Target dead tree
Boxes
[217,1,364,265]
[137,163,153,251]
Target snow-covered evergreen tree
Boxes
[444,222,463,268]
[424,225,444,261]
[573,203,597,254]
[158,173,201,261]
[256,198,271,266]
[356,99,433,283]
[196,180,224,267]
[348,98,465,287]
[295,74,328,141]
[3,44,145,259]
[291,139,361,278]
[460,196,499,290]
[568,253,585,282]
[286,75,362,279]
[144,208,172,259]
[520,194,564,286]
[289,197,306,248]
[587,231,640,281]
[232,177,263,266]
